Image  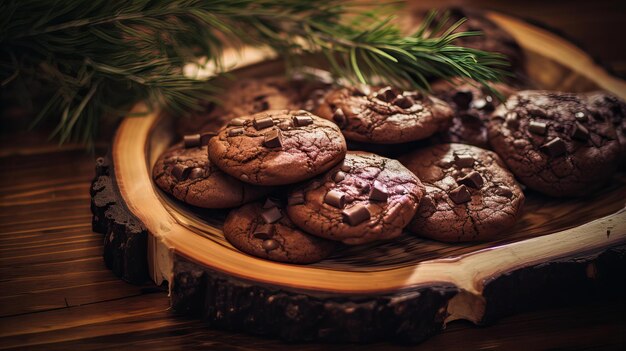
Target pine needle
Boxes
[0,0,508,146]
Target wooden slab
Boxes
[90,11,626,343]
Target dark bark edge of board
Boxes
[91,154,148,284]
[90,155,626,343]
[169,246,626,344]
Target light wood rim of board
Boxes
[112,11,626,302]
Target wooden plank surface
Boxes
[1,0,626,349]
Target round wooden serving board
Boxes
[90,11,626,343]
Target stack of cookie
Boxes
[154,11,626,264]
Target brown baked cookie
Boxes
[177,76,331,136]
[586,92,626,168]
[153,142,271,208]
[223,200,336,264]
[487,91,621,197]
[399,143,525,242]
[314,85,453,144]
[430,79,517,148]
[208,110,347,186]
[286,152,424,245]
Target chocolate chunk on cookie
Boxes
[487,91,621,197]
[286,152,424,245]
[153,144,271,208]
[208,110,347,185]
[399,143,525,242]
[223,201,336,264]
[430,79,517,148]
[314,85,453,144]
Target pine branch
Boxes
[0,0,508,146]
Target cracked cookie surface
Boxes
[586,92,626,168]
[286,152,423,245]
[208,110,347,186]
[153,144,272,208]
[223,201,336,264]
[487,91,621,197]
[314,85,453,144]
[399,143,525,242]
[430,78,517,148]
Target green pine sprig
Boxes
[0,0,508,147]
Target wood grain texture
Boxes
[1,1,626,349]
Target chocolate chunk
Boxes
[228,128,244,137]
[288,191,305,206]
[528,121,547,135]
[188,167,204,180]
[528,108,546,118]
[574,112,588,122]
[375,87,397,103]
[262,239,279,251]
[457,171,484,189]
[172,164,191,181]
[393,95,415,109]
[292,115,313,127]
[253,116,274,130]
[261,207,282,224]
[571,122,590,141]
[333,108,346,126]
[340,164,351,172]
[333,171,346,182]
[540,137,567,157]
[449,185,472,204]
[200,132,217,145]
[228,118,245,126]
[263,198,280,209]
[452,90,473,110]
[505,113,519,129]
[183,134,201,148]
[252,224,274,240]
[342,205,371,226]
[263,129,283,148]
[454,153,475,168]
[494,186,513,198]
[369,180,389,202]
[324,190,345,209]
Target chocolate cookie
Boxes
[153,142,271,208]
[178,76,331,136]
[286,152,424,245]
[223,200,336,264]
[487,91,621,197]
[208,110,347,185]
[586,92,626,168]
[399,143,525,242]
[430,79,517,148]
[314,85,453,144]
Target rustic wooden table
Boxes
[1,1,625,350]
